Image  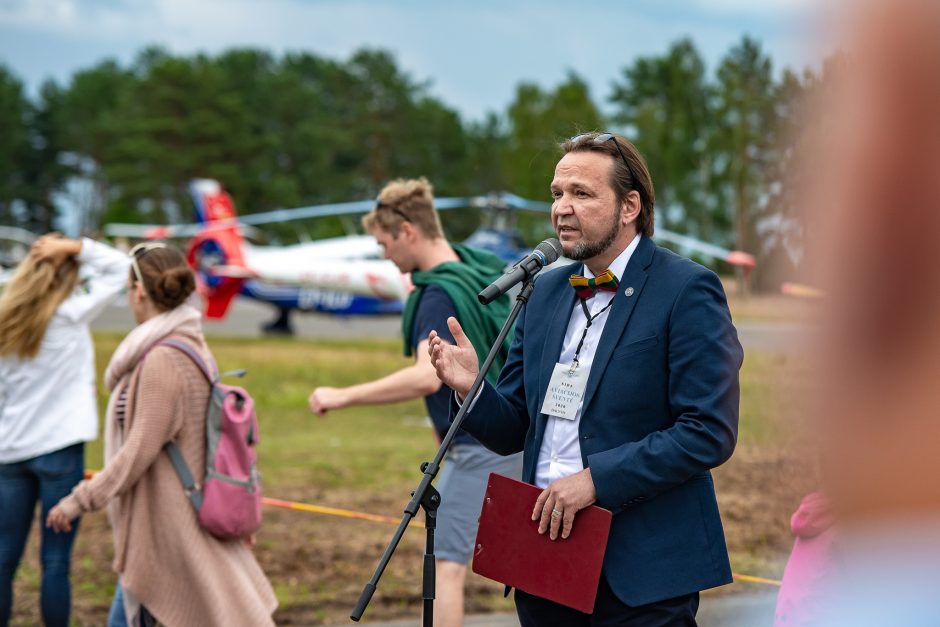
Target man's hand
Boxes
[428,317,479,399]
[31,236,80,267]
[308,387,348,417]
[46,504,74,534]
[532,468,597,540]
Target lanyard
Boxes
[569,297,614,373]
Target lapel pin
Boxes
[625,287,634,297]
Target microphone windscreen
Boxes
[536,238,563,265]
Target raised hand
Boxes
[30,235,80,267]
[428,316,479,399]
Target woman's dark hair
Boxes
[130,246,196,311]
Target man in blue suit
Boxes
[429,131,743,625]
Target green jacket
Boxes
[402,243,512,385]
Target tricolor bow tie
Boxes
[569,269,620,300]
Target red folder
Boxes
[471,473,612,614]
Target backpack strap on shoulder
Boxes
[153,338,217,513]
[164,441,204,510]
[157,338,219,383]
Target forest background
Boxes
[0,36,835,290]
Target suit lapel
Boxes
[536,264,578,436]
[581,236,655,414]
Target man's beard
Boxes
[563,209,621,261]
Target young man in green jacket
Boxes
[308,177,522,626]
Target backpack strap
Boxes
[165,442,204,510]
[153,338,218,513]
[157,338,219,383]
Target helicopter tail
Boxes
[186,179,252,319]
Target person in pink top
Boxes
[774,492,836,626]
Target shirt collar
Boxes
[581,233,642,281]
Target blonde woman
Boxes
[47,244,277,627]
[0,235,130,627]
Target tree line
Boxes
[0,36,834,288]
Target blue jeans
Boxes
[108,583,155,627]
[0,443,84,627]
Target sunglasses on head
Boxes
[128,242,167,285]
[375,202,412,228]
[569,131,636,188]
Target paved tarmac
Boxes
[357,590,779,626]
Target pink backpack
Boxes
[158,339,263,540]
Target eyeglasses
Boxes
[128,242,167,285]
[569,131,636,189]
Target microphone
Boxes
[478,238,563,305]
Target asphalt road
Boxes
[357,590,780,626]
[92,298,809,354]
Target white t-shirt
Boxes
[0,238,130,463]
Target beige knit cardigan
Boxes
[59,336,278,626]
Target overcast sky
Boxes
[0,0,831,122]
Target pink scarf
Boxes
[104,303,203,392]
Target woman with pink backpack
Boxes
[46,243,276,627]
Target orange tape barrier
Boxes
[733,574,782,587]
[261,496,424,529]
[85,470,778,586]
[85,469,422,529]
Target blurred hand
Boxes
[428,317,479,399]
[46,504,74,534]
[308,387,347,417]
[532,469,597,540]
[31,236,80,267]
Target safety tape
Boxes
[261,496,425,529]
[85,470,780,586]
[84,470,425,529]
[733,574,782,587]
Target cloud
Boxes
[0,0,158,36]
[695,0,820,14]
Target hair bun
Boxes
[153,266,196,309]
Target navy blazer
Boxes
[458,235,743,606]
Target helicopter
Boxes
[105,179,756,334]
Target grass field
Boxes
[10,325,815,625]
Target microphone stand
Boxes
[351,278,537,624]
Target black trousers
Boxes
[514,574,699,627]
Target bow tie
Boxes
[569,269,620,300]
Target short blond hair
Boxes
[361,177,444,239]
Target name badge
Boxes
[540,362,589,420]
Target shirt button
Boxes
[551,455,559,462]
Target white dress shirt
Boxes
[534,234,641,488]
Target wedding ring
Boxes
[551,509,562,518]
